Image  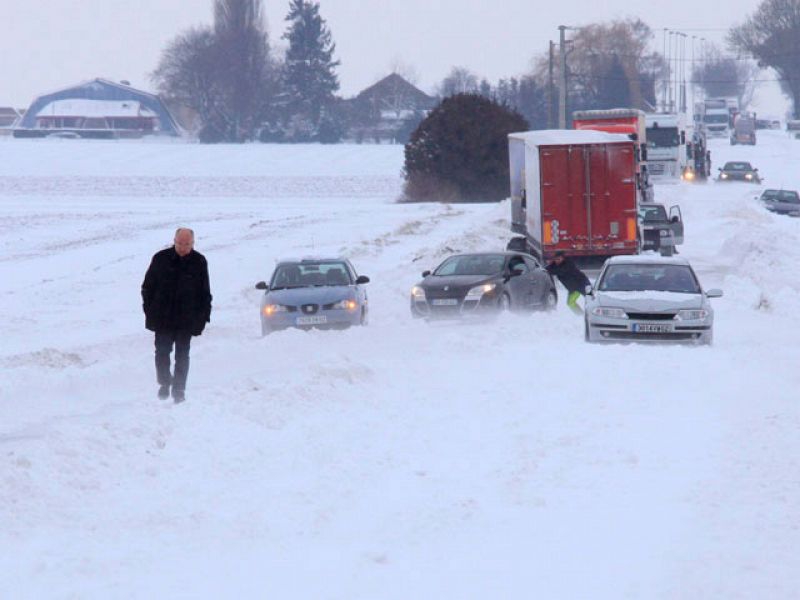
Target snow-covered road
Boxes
[1,135,799,598]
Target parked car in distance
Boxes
[758,189,800,216]
[585,255,722,345]
[410,252,557,319]
[717,161,761,183]
[638,202,684,256]
[255,258,369,335]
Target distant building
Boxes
[15,78,181,139]
[345,73,438,144]
[0,106,22,129]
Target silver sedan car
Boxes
[585,255,723,344]
[255,258,369,335]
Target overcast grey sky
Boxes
[3,0,781,111]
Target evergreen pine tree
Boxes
[281,0,340,141]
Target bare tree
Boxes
[693,44,760,109]
[729,0,800,116]
[438,67,480,97]
[152,0,273,142]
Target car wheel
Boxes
[584,319,591,342]
[544,289,557,311]
[360,308,368,326]
[261,322,270,337]
[499,293,511,311]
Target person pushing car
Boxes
[546,251,591,315]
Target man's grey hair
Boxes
[174,228,195,239]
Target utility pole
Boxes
[662,29,669,112]
[559,25,567,128]
[548,41,555,128]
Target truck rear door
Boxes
[539,145,589,254]
[590,143,638,254]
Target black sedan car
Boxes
[410,252,557,319]
[717,161,761,183]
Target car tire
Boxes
[499,293,511,311]
[544,289,557,311]
[584,319,591,342]
[261,322,270,337]
[360,308,368,326]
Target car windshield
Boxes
[639,205,668,222]
[704,114,729,124]
[270,261,352,289]
[776,190,800,203]
[434,254,506,276]
[723,162,753,171]
[646,126,679,148]
[598,264,701,294]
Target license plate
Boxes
[296,315,327,325]
[633,323,672,333]
[431,298,458,306]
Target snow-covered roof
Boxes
[509,129,633,147]
[573,108,645,119]
[605,254,691,266]
[36,99,155,118]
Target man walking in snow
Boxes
[546,251,591,315]
[141,228,212,403]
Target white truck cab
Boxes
[645,113,689,181]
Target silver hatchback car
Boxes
[255,258,369,335]
[585,255,723,344]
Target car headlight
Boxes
[684,170,695,180]
[659,229,669,237]
[331,299,358,311]
[745,173,753,180]
[592,307,628,318]
[721,173,728,179]
[411,286,426,300]
[263,304,288,316]
[676,309,709,320]
[466,283,497,298]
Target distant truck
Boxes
[685,126,711,181]
[507,130,640,261]
[731,113,757,145]
[645,113,689,181]
[572,108,652,202]
[697,98,732,138]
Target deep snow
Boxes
[1,133,799,599]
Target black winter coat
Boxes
[546,258,591,294]
[141,248,212,335]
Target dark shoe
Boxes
[158,384,170,399]
[172,389,185,404]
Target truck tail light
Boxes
[626,217,637,241]
[543,220,552,244]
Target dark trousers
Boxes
[154,330,192,391]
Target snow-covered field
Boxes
[1,133,799,599]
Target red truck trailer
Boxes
[508,130,640,260]
[572,108,652,202]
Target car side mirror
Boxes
[706,289,723,298]
[754,168,759,171]
[585,284,594,296]
[718,167,722,171]
[255,281,268,290]
[422,270,431,278]
[356,275,370,284]
[670,216,680,223]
